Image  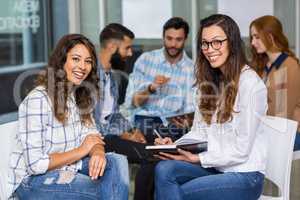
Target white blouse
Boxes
[178,66,268,173]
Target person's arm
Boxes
[82,119,107,180]
[293,100,300,132]
[125,53,151,109]
[132,84,154,107]
[132,75,170,107]
[18,90,51,175]
[285,61,300,131]
[88,143,106,179]
[154,105,204,163]
[48,134,104,171]
[124,53,170,108]
[19,89,104,174]
[199,72,268,168]
[47,106,105,171]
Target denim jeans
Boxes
[16,153,129,200]
[293,131,300,151]
[132,115,191,200]
[155,160,264,200]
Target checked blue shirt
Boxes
[124,48,196,124]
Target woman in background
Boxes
[154,14,267,200]
[8,34,129,200]
[250,15,300,150]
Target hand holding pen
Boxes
[153,129,173,145]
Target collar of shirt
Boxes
[95,63,118,122]
[158,48,189,68]
[98,64,112,83]
[264,52,288,76]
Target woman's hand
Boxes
[89,150,106,180]
[80,134,105,155]
[157,149,200,163]
[48,135,104,172]
[154,137,173,145]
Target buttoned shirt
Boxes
[178,66,268,173]
[8,86,98,199]
[94,66,132,136]
[100,73,115,123]
[124,48,195,124]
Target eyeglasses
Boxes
[201,39,227,51]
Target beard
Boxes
[110,49,127,70]
[165,46,184,58]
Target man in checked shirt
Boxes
[124,17,196,200]
[125,17,195,144]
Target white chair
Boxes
[292,133,300,200]
[259,116,298,200]
[0,121,18,200]
[293,151,300,160]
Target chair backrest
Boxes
[0,121,18,200]
[292,150,300,160]
[260,116,298,200]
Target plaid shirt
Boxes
[124,48,196,124]
[8,86,98,199]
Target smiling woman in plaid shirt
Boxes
[7,34,129,200]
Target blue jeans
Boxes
[293,131,300,151]
[16,153,129,200]
[155,160,264,200]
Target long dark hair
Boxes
[195,14,247,124]
[36,34,99,125]
[250,15,299,76]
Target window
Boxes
[0,0,50,122]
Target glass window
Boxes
[0,0,50,121]
[0,0,48,67]
[80,0,195,54]
[78,0,298,72]
[80,0,100,47]
[274,0,296,51]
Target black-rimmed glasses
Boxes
[201,39,227,51]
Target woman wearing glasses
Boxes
[8,34,129,200]
[154,14,267,200]
[250,15,300,150]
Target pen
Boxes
[154,129,163,138]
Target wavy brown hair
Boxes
[36,34,99,125]
[250,15,299,76]
[195,14,247,124]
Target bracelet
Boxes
[147,84,156,94]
